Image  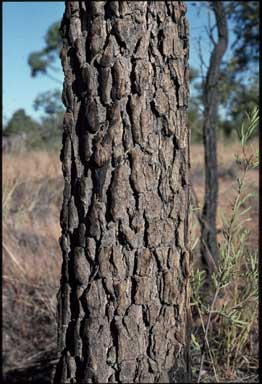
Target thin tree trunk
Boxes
[54,2,191,383]
[200,1,228,270]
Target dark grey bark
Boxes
[55,2,190,383]
[200,1,228,270]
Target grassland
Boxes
[2,140,258,382]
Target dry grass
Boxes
[190,140,258,252]
[3,150,63,376]
[2,140,258,382]
[190,139,258,383]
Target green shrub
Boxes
[191,107,259,382]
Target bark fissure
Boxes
[55,2,190,383]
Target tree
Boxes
[188,67,204,142]
[219,1,259,138]
[3,109,39,138]
[28,21,62,83]
[226,1,258,77]
[219,74,258,138]
[189,1,258,142]
[200,1,228,270]
[54,2,191,383]
[34,89,64,116]
[33,89,64,149]
[27,21,65,149]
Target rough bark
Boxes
[55,2,190,383]
[200,1,228,270]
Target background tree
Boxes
[200,1,228,269]
[55,2,191,383]
[28,21,63,83]
[33,89,64,116]
[188,67,204,142]
[3,108,39,138]
[33,89,64,150]
[191,1,258,271]
[26,21,65,150]
[219,74,258,138]
[218,1,259,138]
[226,1,258,77]
[2,109,44,151]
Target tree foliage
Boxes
[226,1,259,76]
[28,21,62,79]
[4,107,63,151]
[216,1,259,137]
[33,89,64,116]
[189,67,203,142]
[3,109,39,137]
[189,1,259,141]
[25,21,64,150]
[219,74,258,138]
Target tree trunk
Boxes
[55,2,190,383]
[200,1,228,271]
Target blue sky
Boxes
[3,2,64,123]
[3,2,234,124]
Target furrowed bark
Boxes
[55,2,190,383]
[200,1,228,270]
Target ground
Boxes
[2,140,258,383]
